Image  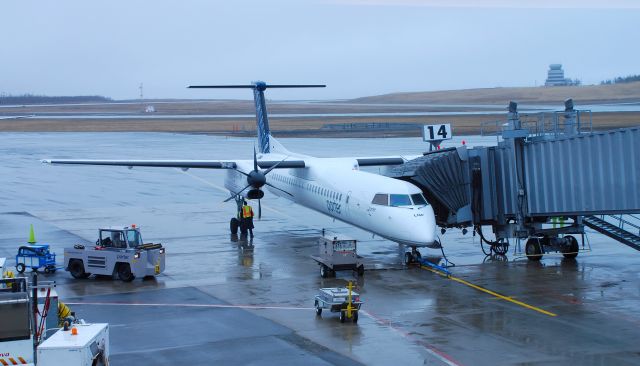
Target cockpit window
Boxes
[372,193,389,206]
[390,194,412,207]
[410,193,428,206]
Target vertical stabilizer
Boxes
[189,82,326,154]
[252,82,271,153]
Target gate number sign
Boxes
[422,123,452,142]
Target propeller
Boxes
[224,147,293,219]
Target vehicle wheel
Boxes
[117,263,135,282]
[315,302,322,316]
[16,263,25,273]
[320,265,329,278]
[44,266,51,274]
[562,235,579,259]
[353,311,359,324]
[357,265,365,277]
[69,260,87,279]
[403,252,413,266]
[230,218,239,235]
[339,311,346,323]
[525,238,543,261]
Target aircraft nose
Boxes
[409,206,436,245]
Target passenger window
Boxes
[390,194,412,207]
[372,194,389,206]
[410,193,428,206]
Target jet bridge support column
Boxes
[499,101,529,239]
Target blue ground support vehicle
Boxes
[15,244,57,274]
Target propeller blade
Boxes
[234,169,249,177]
[253,146,258,172]
[258,200,262,220]
[223,184,252,202]
[262,155,290,176]
[265,182,293,196]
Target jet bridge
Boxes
[388,100,640,259]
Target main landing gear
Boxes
[403,246,422,265]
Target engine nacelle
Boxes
[247,189,264,200]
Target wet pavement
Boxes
[1,133,640,365]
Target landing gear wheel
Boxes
[320,265,330,278]
[403,252,413,266]
[353,311,359,324]
[413,249,422,262]
[230,218,239,235]
[491,239,509,255]
[69,260,88,279]
[339,311,346,323]
[562,235,579,259]
[117,263,135,282]
[16,263,25,273]
[525,238,543,261]
[357,265,365,277]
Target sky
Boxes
[1,0,638,100]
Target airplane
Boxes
[42,82,437,264]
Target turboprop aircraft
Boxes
[43,82,437,263]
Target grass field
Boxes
[1,83,639,136]
[1,112,638,137]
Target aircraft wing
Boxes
[41,159,306,170]
[355,155,420,166]
[0,115,34,120]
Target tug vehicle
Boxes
[64,226,165,282]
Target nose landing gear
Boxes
[403,247,422,265]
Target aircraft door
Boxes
[344,191,352,219]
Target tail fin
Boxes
[189,82,325,153]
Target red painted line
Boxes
[361,309,463,366]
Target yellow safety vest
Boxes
[242,205,253,218]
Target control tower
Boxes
[545,64,571,86]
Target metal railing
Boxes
[599,214,640,236]
[480,110,593,141]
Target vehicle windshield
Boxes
[390,194,413,207]
[126,230,142,247]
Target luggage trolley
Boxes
[15,244,58,273]
[311,233,364,278]
[314,282,363,323]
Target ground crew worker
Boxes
[58,301,75,327]
[241,200,255,238]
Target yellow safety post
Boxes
[28,224,36,244]
[346,281,353,319]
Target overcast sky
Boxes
[1,0,638,100]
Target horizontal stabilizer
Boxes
[188,84,325,89]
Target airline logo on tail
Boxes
[188,82,325,154]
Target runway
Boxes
[1,133,639,365]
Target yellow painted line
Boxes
[420,265,557,317]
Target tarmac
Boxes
[1,132,640,365]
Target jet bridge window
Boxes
[390,194,412,207]
[372,194,389,206]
